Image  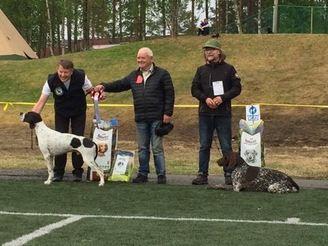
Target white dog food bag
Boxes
[240,131,262,167]
[108,150,135,182]
[88,126,118,181]
[239,119,265,167]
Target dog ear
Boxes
[217,156,228,167]
[29,123,36,129]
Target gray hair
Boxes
[138,47,153,58]
[203,48,226,63]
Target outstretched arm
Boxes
[32,94,49,114]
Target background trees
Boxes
[1,0,327,57]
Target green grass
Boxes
[1,35,328,105]
[0,215,60,243]
[0,180,327,245]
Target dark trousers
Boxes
[54,113,86,177]
[198,115,232,176]
[198,27,210,36]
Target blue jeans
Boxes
[136,121,165,176]
[198,115,232,176]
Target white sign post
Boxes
[240,104,264,167]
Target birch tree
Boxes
[257,0,262,34]
[233,0,243,33]
[45,0,54,56]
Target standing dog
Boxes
[217,152,299,193]
[20,111,105,186]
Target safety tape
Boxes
[1,101,328,111]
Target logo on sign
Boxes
[246,104,260,122]
[249,106,257,115]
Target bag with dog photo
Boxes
[239,119,265,167]
[88,92,119,181]
[108,150,135,182]
[87,126,118,181]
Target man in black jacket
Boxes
[32,59,93,182]
[191,39,241,185]
[94,47,175,184]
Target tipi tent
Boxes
[0,9,38,59]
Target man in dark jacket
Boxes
[94,47,175,184]
[32,59,93,182]
[191,39,241,185]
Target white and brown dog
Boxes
[20,111,105,186]
[216,152,299,193]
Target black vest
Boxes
[47,69,86,117]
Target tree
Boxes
[170,0,179,37]
[233,0,243,33]
[82,0,90,49]
[190,0,196,34]
[257,0,262,34]
[45,0,54,56]
[112,0,117,39]
[205,0,209,19]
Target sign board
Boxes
[246,104,261,122]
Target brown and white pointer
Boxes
[20,111,105,186]
[216,152,299,193]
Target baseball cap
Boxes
[203,39,221,49]
[155,122,174,136]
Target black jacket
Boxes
[102,65,175,122]
[47,69,86,117]
[191,61,241,116]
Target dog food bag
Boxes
[239,119,265,167]
[108,150,135,182]
[87,126,118,181]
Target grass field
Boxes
[1,34,328,105]
[0,35,327,245]
[0,180,327,245]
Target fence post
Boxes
[272,0,279,33]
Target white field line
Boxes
[2,216,83,246]
[1,211,328,227]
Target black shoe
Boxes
[157,175,167,184]
[192,174,208,185]
[73,173,82,182]
[53,175,63,182]
[225,176,232,185]
[132,174,148,183]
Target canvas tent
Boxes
[0,9,38,59]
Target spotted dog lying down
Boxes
[20,111,105,186]
[215,152,299,193]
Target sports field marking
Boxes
[2,215,83,246]
[2,211,327,245]
[1,211,327,227]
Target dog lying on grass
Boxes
[214,152,299,193]
[20,111,105,186]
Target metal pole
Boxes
[272,0,279,33]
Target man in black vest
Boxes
[93,47,175,184]
[32,59,93,182]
